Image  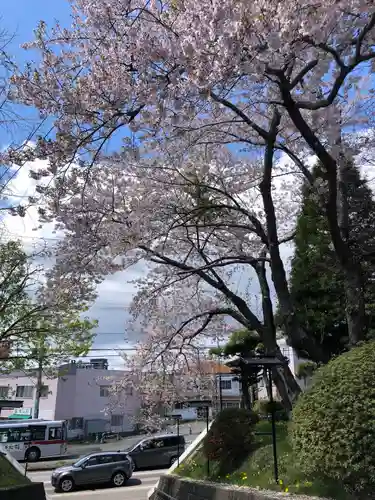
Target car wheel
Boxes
[58,477,75,493]
[25,447,40,462]
[111,471,127,488]
[170,456,178,466]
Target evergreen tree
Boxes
[289,160,375,361]
[210,329,264,409]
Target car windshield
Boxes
[125,439,145,452]
[73,454,91,467]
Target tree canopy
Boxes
[0,240,46,344]
[210,329,264,409]
[3,1,375,415]
[289,160,375,361]
[0,240,97,373]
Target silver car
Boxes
[51,451,134,493]
[126,434,185,469]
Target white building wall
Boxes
[0,364,141,435]
[218,374,241,397]
[0,372,58,419]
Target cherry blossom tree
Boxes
[28,145,302,407]
[108,340,216,432]
[6,1,375,401]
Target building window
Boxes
[100,386,110,397]
[222,401,240,409]
[16,386,34,398]
[220,379,232,390]
[40,385,49,398]
[111,414,123,427]
[70,417,84,430]
[0,386,9,398]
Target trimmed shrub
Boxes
[203,407,258,473]
[291,341,375,495]
[253,400,289,421]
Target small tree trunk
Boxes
[254,259,301,411]
[240,376,252,410]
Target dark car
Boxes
[51,451,134,493]
[125,434,185,470]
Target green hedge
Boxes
[203,407,258,474]
[291,341,375,495]
[253,400,289,421]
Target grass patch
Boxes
[0,454,30,489]
[176,421,350,499]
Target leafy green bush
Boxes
[203,407,258,474]
[253,400,289,421]
[291,341,375,495]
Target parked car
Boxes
[101,432,121,443]
[51,451,134,493]
[125,434,185,470]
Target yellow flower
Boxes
[285,487,289,493]
[279,479,283,485]
[225,474,230,479]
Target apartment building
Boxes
[0,359,140,437]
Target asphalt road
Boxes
[26,421,206,471]
[28,469,164,500]
[67,421,205,455]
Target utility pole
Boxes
[33,333,45,420]
[218,355,223,412]
[33,354,43,419]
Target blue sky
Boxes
[0,1,72,148]
[0,1,138,367]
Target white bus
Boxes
[0,419,68,462]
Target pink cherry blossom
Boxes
[6,1,375,408]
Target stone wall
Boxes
[151,474,289,500]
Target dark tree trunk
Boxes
[259,110,330,364]
[279,86,366,346]
[337,151,366,345]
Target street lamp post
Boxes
[175,415,181,467]
[218,355,223,412]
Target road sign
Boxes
[13,408,32,416]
